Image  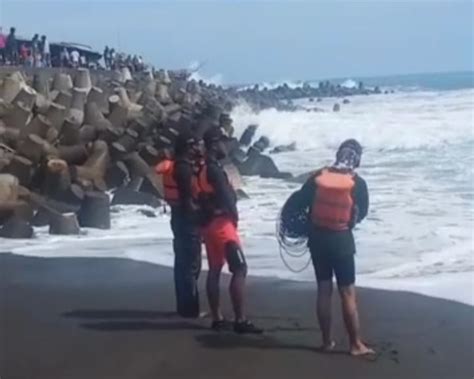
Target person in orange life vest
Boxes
[155,130,202,318]
[297,139,374,356]
[199,127,262,334]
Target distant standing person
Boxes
[70,49,80,68]
[132,55,139,72]
[40,35,50,67]
[103,46,110,68]
[0,27,6,64]
[19,43,28,66]
[31,34,39,66]
[80,55,87,68]
[109,49,116,69]
[6,27,18,65]
[137,55,144,71]
[296,139,374,356]
[60,47,70,67]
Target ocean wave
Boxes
[231,89,474,154]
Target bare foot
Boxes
[350,342,375,357]
[318,341,336,353]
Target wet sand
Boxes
[0,252,472,379]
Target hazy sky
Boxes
[0,0,472,83]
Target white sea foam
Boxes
[1,89,473,305]
[188,60,224,86]
[340,79,358,89]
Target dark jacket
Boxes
[199,157,238,226]
[173,158,199,223]
[6,33,17,51]
[298,168,369,229]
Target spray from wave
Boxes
[187,60,224,85]
[231,89,474,156]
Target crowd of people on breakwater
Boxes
[0,26,149,72]
[0,27,51,68]
[102,46,146,73]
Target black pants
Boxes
[6,49,18,65]
[308,228,356,287]
[170,208,202,318]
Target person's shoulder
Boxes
[308,167,325,180]
[353,173,367,187]
[205,159,224,177]
[205,157,221,169]
[301,168,323,188]
[315,167,326,176]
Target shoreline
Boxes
[1,241,473,307]
[1,253,473,379]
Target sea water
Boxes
[1,72,473,305]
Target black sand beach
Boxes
[1,252,473,379]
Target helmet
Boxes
[335,139,363,168]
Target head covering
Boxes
[174,129,197,156]
[203,127,226,149]
[334,139,363,169]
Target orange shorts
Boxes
[202,217,241,270]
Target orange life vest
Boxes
[311,168,355,231]
[155,159,201,206]
[196,164,233,215]
[197,166,214,196]
[155,159,179,206]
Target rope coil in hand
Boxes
[276,191,312,273]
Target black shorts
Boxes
[308,228,356,287]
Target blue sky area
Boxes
[0,0,472,84]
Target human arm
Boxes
[353,175,369,223]
[294,169,322,210]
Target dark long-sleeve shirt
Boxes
[201,158,238,225]
[298,168,369,228]
[6,34,17,50]
[173,158,198,222]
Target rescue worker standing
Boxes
[297,139,374,356]
[198,127,262,334]
[155,130,202,318]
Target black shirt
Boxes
[200,158,238,225]
[6,34,17,50]
[173,158,198,221]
